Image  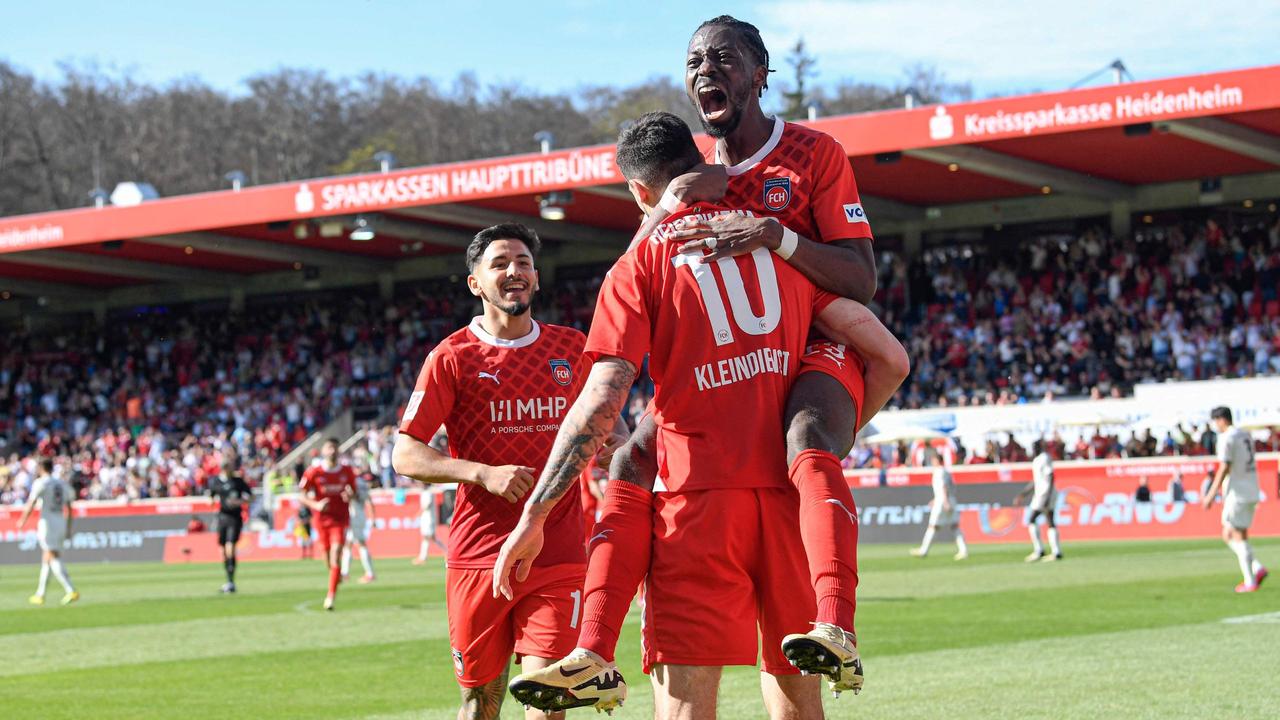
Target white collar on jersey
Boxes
[714,116,785,177]
[469,316,541,348]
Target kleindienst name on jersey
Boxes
[694,348,792,392]
[659,208,796,393]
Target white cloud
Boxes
[751,0,1279,95]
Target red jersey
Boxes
[399,318,588,569]
[587,203,837,492]
[714,117,873,244]
[300,464,357,523]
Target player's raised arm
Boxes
[628,163,729,247]
[670,214,877,303]
[493,357,637,599]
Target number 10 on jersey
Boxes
[672,248,782,346]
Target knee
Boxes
[883,339,911,385]
[785,412,847,463]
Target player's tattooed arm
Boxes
[458,668,507,720]
[525,358,638,516]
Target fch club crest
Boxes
[763,177,792,212]
[549,359,573,386]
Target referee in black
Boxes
[209,455,252,593]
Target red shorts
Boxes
[314,516,348,553]
[642,488,814,675]
[798,340,866,427]
[447,563,585,688]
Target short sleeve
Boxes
[1216,433,1231,463]
[811,137,873,243]
[299,468,315,496]
[813,289,839,317]
[399,347,457,444]
[584,252,651,369]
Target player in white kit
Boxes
[911,450,967,560]
[1202,406,1268,593]
[341,474,377,583]
[412,428,448,565]
[1020,441,1062,562]
[16,458,80,605]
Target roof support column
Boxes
[1110,200,1132,240]
[92,302,107,326]
[230,287,246,313]
[378,272,395,302]
[902,222,924,261]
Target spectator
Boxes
[1135,476,1152,503]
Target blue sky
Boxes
[2,0,1277,98]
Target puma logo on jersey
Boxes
[826,498,859,524]
[478,370,501,385]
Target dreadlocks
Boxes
[694,15,774,94]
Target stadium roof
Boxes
[2,64,1278,315]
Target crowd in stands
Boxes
[847,423,1280,470]
[879,214,1280,408]
[3,211,1279,503]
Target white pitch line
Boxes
[1221,611,1280,624]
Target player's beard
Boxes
[482,285,535,317]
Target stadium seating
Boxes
[2,212,1278,501]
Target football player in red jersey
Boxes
[299,438,357,611]
[506,15,909,714]
[392,223,623,720]
[497,113,903,719]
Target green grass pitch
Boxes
[2,538,1278,719]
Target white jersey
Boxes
[31,475,72,551]
[1031,453,1055,510]
[1216,426,1260,502]
[30,475,72,521]
[349,478,372,524]
[931,467,955,507]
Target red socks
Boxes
[789,449,859,632]
[328,563,341,597]
[577,481,654,663]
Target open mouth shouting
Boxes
[696,82,731,124]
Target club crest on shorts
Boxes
[763,177,792,212]
[549,358,573,386]
[452,648,465,676]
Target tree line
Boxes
[0,55,972,216]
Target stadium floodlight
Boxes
[349,215,376,241]
[539,191,572,221]
[109,182,160,207]
[88,187,109,209]
[534,131,555,155]
[224,170,247,191]
[373,151,396,174]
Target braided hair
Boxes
[694,15,773,95]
